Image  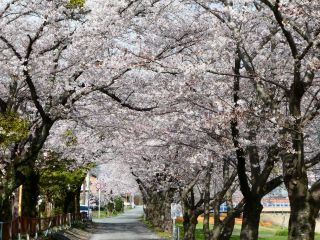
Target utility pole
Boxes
[18,185,23,216]
[131,192,135,209]
[96,183,101,218]
[98,188,101,218]
[18,185,23,240]
[86,172,90,219]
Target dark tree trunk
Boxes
[240,200,262,240]
[63,191,76,214]
[209,204,222,240]
[219,219,235,240]
[215,160,236,240]
[288,198,317,240]
[219,197,235,240]
[205,204,227,240]
[214,205,221,227]
[22,169,40,218]
[162,193,173,232]
[203,164,213,240]
[203,208,211,240]
[0,195,12,221]
[283,127,320,240]
[183,209,198,240]
[285,172,320,240]
[209,206,237,240]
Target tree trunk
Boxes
[22,169,40,218]
[240,200,262,240]
[183,209,198,240]
[219,198,235,240]
[162,193,173,232]
[211,225,223,240]
[219,219,235,240]
[203,209,211,240]
[208,205,222,240]
[288,200,317,240]
[63,191,76,214]
[286,177,319,240]
[144,190,173,232]
[0,194,12,221]
[203,165,212,240]
[0,163,25,221]
[145,197,163,228]
[217,159,236,240]
[283,124,320,240]
[208,207,237,240]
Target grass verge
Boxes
[141,220,320,240]
[140,217,172,240]
[91,207,133,219]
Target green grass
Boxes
[91,210,113,219]
[230,225,320,240]
[91,210,124,219]
[141,218,172,239]
[71,220,87,230]
[92,207,135,219]
[148,222,320,240]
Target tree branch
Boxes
[100,89,157,112]
[310,179,320,203]
[255,144,280,193]
[0,0,19,19]
[260,0,298,58]
[181,170,203,200]
[262,175,283,196]
[306,152,320,169]
[0,36,22,60]
[231,49,252,199]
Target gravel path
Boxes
[90,206,162,240]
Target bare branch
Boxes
[0,36,22,60]
[207,69,289,93]
[306,152,320,169]
[100,89,157,112]
[260,0,298,58]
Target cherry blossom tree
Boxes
[0,0,155,220]
[190,1,320,239]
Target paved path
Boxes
[90,206,162,240]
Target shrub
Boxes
[275,229,288,236]
[114,197,124,213]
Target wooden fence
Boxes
[0,212,86,240]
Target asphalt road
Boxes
[90,206,162,240]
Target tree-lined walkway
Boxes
[90,206,162,240]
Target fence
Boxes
[0,212,86,240]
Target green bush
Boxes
[72,221,86,230]
[68,0,85,8]
[275,229,288,236]
[114,197,124,213]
